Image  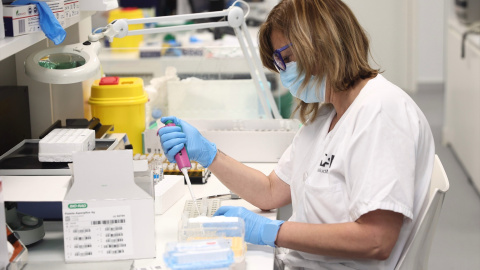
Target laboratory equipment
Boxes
[164,120,200,215]
[165,120,192,170]
[108,7,144,51]
[5,202,45,245]
[152,155,164,184]
[455,0,480,25]
[179,215,247,266]
[5,224,28,270]
[0,139,118,176]
[38,128,95,162]
[164,239,234,270]
[24,1,281,119]
[161,159,210,184]
[89,76,148,154]
[183,198,222,218]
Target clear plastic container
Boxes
[164,238,234,270]
[179,216,246,263]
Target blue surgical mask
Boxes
[279,62,326,103]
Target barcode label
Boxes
[74,244,92,249]
[103,243,126,248]
[105,226,123,231]
[107,249,124,254]
[63,206,133,260]
[74,252,92,257]
[18,19,25,33]
[91,219,125,225]
[73,236,91,241]
[73,228,91,233]
[106,232,123,238]
[106,238,124,243]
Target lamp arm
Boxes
[89,5,281,119]
[239,22,281,119]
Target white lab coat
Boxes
[274,74,435,270]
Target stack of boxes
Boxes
[2,0,80,38]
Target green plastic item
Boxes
[38,53,86,70]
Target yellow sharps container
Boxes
[89,77,148,154]
[108,8,144,52]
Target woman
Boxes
[158,0,435,269]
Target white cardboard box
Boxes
[155,175,186,215]
[63,0,80,26]
[3,1,65,37]
[62,150,155,262]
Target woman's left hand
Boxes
[214,206,285,247]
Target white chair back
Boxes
[395,155,450,270]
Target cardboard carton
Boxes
[62,150,155,262]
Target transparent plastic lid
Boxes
[179,216,244,239]
[179,216,246,260]
[164,239,234,270]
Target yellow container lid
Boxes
[109,7,144,20]
[89,77,148,106]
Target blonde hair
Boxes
[259,0,379,123]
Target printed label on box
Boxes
[3,1,65,37]
[63,205,133,260]
[64,1,80,19]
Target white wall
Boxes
[346,0,445,89]
[417,0,445,85]
[344,0,414,91]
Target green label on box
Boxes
[68,203,88,209]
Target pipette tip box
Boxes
[179,216,247,267]
[39,129,95,162]
[164,238,234,270]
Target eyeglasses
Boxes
[273,43,293,71]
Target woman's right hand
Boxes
[158,116,217,168]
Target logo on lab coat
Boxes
[318,153,335,173]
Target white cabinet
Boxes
[444,18,480,192]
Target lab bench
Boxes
[11,163,278,270]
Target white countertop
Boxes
[19,162,278,270]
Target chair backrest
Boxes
[395,155,450,270]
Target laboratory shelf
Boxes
[0,11,95,62]
[0,32,48,62]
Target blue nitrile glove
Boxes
[214,206,285,247]
[158,116,217,167]
[13,0,66,45]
